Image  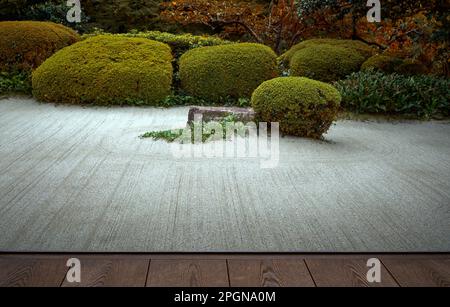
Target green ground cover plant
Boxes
[140,114,244,143]
[335,71,450,118]
[0,71,32,96]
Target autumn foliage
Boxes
[160,0,449,75]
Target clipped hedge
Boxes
[83,30,232,59]
[251,77,341,139]
[0,20,80,72]
[335,71,450,118]
[179,43,278,102]
[290,45,366,82]
[279,38,374,67]
[32,35,173,105]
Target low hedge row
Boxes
[83,30,232,59]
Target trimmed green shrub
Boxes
[362,55,428,75]
[334,71,450,118]
[279,38,374,67]
[0,20,80,72]
[361,55,404,73]
[251,77,341,139]
[179,43,278,102]
[290,45,366,82]
[83,30,232,59]
[32,35,173,105]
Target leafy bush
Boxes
[335,71,450,118]
[32,35,173,105]
[0,71,32,95]
[179,43,278,102]
[251,77,341,139]
[279,38,374,68]
[0,21,80,72]
[290,44,366,82]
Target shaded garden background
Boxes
[1,0,448,75]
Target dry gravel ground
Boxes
[0,97,449,252]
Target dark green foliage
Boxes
[335,71,450,118]
[0,71,32,95]
[83,0,160,33]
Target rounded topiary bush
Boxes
[396,59,428,75]
[361,55,404,73]
[279,38,374,67]
[251,77,341,139]
[32,35,173,105]
[290,45,366,82]
[0,21,80,72]
[179,43,278,102]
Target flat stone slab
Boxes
[187,106,256,124]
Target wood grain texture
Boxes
[228,259,315,287]
[0,257,67,287]
[382,257,450,287]
[61,257,149,287]
[305,258,399,287]
[147,260,229,287]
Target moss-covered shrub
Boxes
[279,38,374,67]
[179,43,278,102]
[32,35,173,105]
[0,20,80,72]
[251,77,341,139]
[290,45,366,82]
[361,55,404,73]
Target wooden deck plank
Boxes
[381,257,450,287]
[227,259,315,287]
[147,260,229,287]
[61,257,150,287]
[305,258,399,287]
[0,256,67,287]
